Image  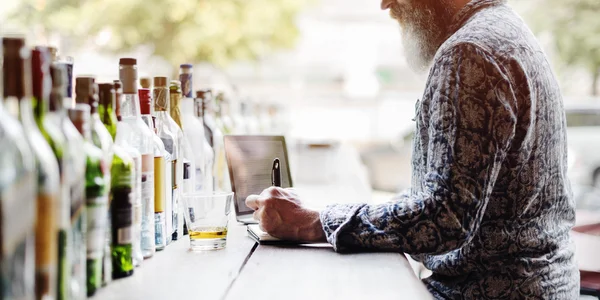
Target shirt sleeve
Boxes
[320,43,518,255]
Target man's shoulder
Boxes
[436,4,537,63]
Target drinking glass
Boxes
[182,192,233,251]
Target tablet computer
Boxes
[224,135,293,224]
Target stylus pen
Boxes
[271,158,281,187]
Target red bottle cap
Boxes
[138,88,151,115]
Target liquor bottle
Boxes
[169,80,195,236]
[195,90,215,191]
[54,61,87,300]
[67,104,109,297]
[99,83,118,140]
[49,63,87,300]
[152,76,178,244]
[118,58,155,260]
[138,88,169,250]
[183,91,214,193]
[200,90,228,192]
[0,36,38,300]
[111,121,135,279]
[32,46,68,300]
[98,83,118,286]
[4,37,61,300]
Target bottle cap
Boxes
[75,76,98,112]
[138,88,151,115]
[119,58,137,94]
[98,83,115,108]
[153,76,168,87]
[3,36,30,99]
[140,77,152,89]
[31,47,51,104]
[49,64,66,112]
[113,80,123,121]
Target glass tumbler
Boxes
[182,192,233,251]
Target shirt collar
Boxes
[447,0,507,36]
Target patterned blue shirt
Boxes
[320,0,579,298]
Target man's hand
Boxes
[245,187,326,243]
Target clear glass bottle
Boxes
[119,58,155,260]
[49,63,86,300]
[67,104,109,297]
[1,36,38,300]
[111,122,135,279]
[54,60,87,300]
[152,76,179,244]
[199,90,228,192]
[113,81,143,264]
[169,80,195,236]
[184,92,214,193]
[138,88,169,250]
[4,37,61,300]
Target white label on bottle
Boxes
[141,154,155,251]
[86,199,108,259]
[1,172,36,256]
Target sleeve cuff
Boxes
[319,203,366,252]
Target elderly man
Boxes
[246,0,579,298]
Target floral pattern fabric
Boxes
[320,0,579,298]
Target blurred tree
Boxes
[10,0,310,66]
[526,0,600,96]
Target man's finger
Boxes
[245,194,265,210]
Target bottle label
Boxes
[172,159,179,236]
[141,154,155,251]
[36,193,58,270]
[154,213,167,247]
[1,171,36,256]
[153,156,166,212]
[131,156,142,228]
[111,187,133,246]
[86,198,108,260]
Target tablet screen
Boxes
[224,136,293,215]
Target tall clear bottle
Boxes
[152,77,178,245]
[169,80,194,237]
[138,88,169,250]
[113,81,142,264]
[197,90,227,191]
[1,36,38,300]
[118,58,155,259]
[4,37,61,300]
[67,104,108,297]
[183,91,213,193]
[48,63,85,300]
[54,60,87,300]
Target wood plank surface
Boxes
[90,221,257,300]
[225,243,432,300]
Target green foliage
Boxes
[10,0,310,66]
[525,0,600,94]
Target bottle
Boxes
[98,83,117,286]
[184,91,214,193]
[195,90,215,191]
[31,46,66,300]
[110,121,135,279]
[199,89,228,192]
[169,80,195,236]
[67,104,109,297]
[4,37,61,300]
[113,80,143,264]
[138,88,169,250]
[152,76,178,244]
[98,83,118,140]
[55,61,87,300]
[49,63,86,300]
[0,36,38,300]
[119,58,155,260]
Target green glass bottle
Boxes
[111,122,135,279]
[68,104,109,297]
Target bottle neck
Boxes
[32,94,47,128]
[121,93,142,118]
[16,96,39,131]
